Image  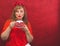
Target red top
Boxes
[1,19,33,46]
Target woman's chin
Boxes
[17,18,22,20]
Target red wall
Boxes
[0,0,59,46]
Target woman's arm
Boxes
[25,28,33,43]
[1,21,15,40]
[1,26,11,40]
[22,23,33,43]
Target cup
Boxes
[25,43,31,46]
[15,20,25,28]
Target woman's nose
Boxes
[19,12,21,14]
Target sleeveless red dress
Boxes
[1,19,32,46]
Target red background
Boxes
[0,0,60,46]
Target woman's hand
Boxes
[9,21,16,29]
[21,23,33,43]
[21,24,29,32]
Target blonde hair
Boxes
[11,5,28,25]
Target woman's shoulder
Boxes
[27,21,32,28]
[1,19,12,33]
[5,19,12,23]
[27,22,31,26]
[4,19,12,24]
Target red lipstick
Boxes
[18,16,21,17]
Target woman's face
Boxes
[15,8,24,20]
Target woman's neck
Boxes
[16,19,22,21]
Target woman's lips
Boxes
[18,16,21,17]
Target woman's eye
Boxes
[20,11,23,12]
[16,11,19,13]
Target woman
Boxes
[1,5,33,46]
